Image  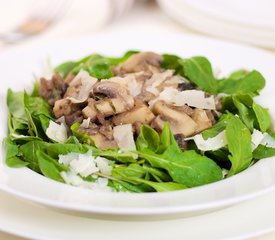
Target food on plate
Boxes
[4,51,275,192]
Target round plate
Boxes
[1,34,275,217]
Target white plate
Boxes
[1,189,275,240]
[157,0,275,49]
[183,0,275,29]
[1,34,275,217]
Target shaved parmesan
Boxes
[261,133,275,148]
[105,74,143,97]
[113,124,137,158]
[80,117,91,128]
[46,120,67,143]
[189,130,227,151]
[251,129,266,150]
[67,70,97,103]
[146,70,174,96]
[149,87,216,110]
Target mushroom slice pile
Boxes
[41,51,220,150]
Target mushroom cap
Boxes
[120,52,163,73]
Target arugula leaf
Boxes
[222,94,271,133]
[136,125,160,152]
[157,122,181,154]
[252,102,271,132]
[228,69,249,80]
[54,51,139,79]
[226,116,252,176]
[218,70,265,95]
[179,56,218,94]
[232,95,255,131]
[54,61,77,78]
[138,146,222,187]
[90,147,137,163]
[36,150,65,182]
[134,179,186,192]
[3,137,28,168]
[202,113,233,139]
[253,145,275,160]
[19,140,49,172]
[161,54,184,75]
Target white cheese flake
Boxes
[149,87,216,110]
[46,120,68,143]
[113,124,137,158]
[189,130,227,151]
[67,70,98,103]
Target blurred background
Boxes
[0,0,275,51]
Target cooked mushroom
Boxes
[174,134,188,150]
[78,123,117,150]
[53,98,78,118]
[82,98,98,121]
[192,108,213,133]
[92,81,134,116]
[39,72,67,106]
[151,100,198,137]
[120,52,163,73]
[112,102,155,126]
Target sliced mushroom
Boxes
[192,108,213,133]
[112,103,155,126]
[82,98,98,121]
[39,72,67,106]
[53,98,79,118]
[151,100,198,137]
[92,81,134,116]
[120,52,163,73]
[174,134,188,150]
[78,123,117,150]
[90,133,117,150]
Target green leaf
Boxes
[180,56,218,94]
[134,179,186,192]
[71,122,95,145]
[202,113,233,139]
[112,164,146,182]
[3,137,19,159]
[7,89,27,123]
[3,137,28,168]
[226,116,252,176]
[228,69,249,80]
[138,147,223,187]
[157,122,181,154]
[19,140,49,172]
[46,143,86,158]
[252,102,271,132]
[232,95,255,131]
[90,147,137,163]
[253,145,275,160]
[54,61,77,78]
[218,70,265,95]
[136,125,160,151]
[6,156,28,168]
[161,54,184,75]
[36,150,65,182]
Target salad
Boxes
[4,51,275,193]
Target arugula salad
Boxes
[4,51,275,193]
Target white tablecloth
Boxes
[1,1,275,239]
